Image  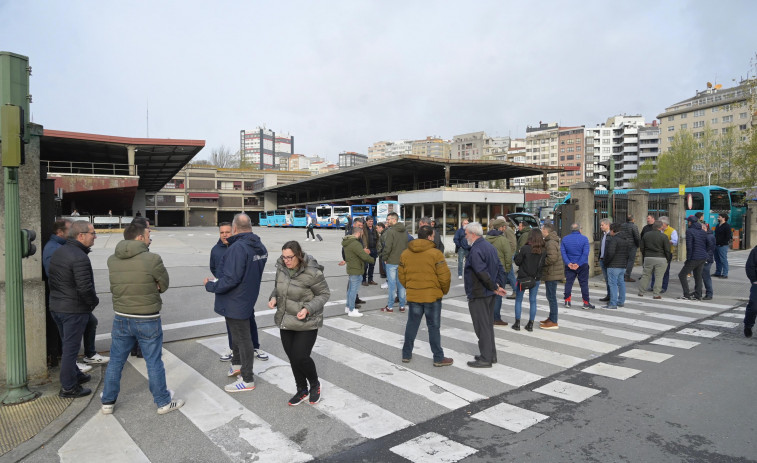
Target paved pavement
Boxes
[12,227,756,462]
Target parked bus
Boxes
[313,204,341,228]
[269,209,287,227]
[729,189,747,230]
[377,200,402,224]
[333,205,351,228]
[350,204,376,220]
[258,211,268,227]
[290,208,308,227]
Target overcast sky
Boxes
[2,1,756,163]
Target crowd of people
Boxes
[41,208,754,415]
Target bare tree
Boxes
[210,145,240,168]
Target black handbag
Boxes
[517,276,536,291]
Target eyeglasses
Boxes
[81,231,97,235]
[281,255,296,261]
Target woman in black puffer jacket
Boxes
[512,229,546,332]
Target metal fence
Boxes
[593,193,629,240]
[646,194,671,219]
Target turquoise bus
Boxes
[290,208,308,227]
[258,211,268,227]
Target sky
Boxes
[2,1,756,163]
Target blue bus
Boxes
[350,204,375,220]
[269,209,287,227]
[290,208,308,227]
[312,204,341,228]
[377,200,402,224]
[729,190,747,230]
[554,185,734,229]
[258,211,268,227]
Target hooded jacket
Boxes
[205,232,268,320]
[399,238,451,303]
[107,240,169,316]
[464,237,506,300]
[271,254,330,331]
[685,221,712,261]
[514,244,546,280]
[484,229,513,272]
[381,222,409,265]
[48,240,99,314]
[343,235,375,275]
[209,238,229,278]
[517,224,532,250]
[542,231,565,281]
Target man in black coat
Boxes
[48,220,100,398]
[622,215,640,282]
[743,245,757,338]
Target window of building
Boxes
[712,107,719,113]
[560,155,565,160]
[602,138,610,144]
[693,132,703,139]
[576,146,581,151]
[680,123,687,129]
[576,154,581,160]
[668,126,675,132]
[602,147,610,153]
[693,121,705,128]
[711,118,718,124]
[740,124,748,130]
[667,116,674,121]
[723,104,731,111]
[575,138,581,143]
[668,136,674,142]
[722,115,733,123]
[680,113,687,119]
[694,109,705,117]
[740,112,748,119]
[602,130,610,136]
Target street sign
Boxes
[678,184,685,196]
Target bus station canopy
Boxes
[257,155,566,206]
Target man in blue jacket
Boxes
[205,214,268,393]
[463,222,507,368]
[453,219,470,280]
[677,216,713,301]
[560,223,595,309]
[743,245,757,338]
[210,222,269,363]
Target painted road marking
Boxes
[390,432,478,463]
[619,349,673,363]
[677,328,721,338]
[582,362,641,380]
[472,403,549,433]
[533,380,601,403]
[698,319,739,328]
[59,413,150,463]
[650,337,700,349]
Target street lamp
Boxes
[707,171,715,186]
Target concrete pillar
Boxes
[131,189,146,217]
[627,189,649,265]
[264,192,277,211]
[747,201,757,249]
[444,166,450,187]
[570,182,597,276]
[669,195,686,261]
[126,145,136,176]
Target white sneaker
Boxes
[219,349,233,362]
[77,362,93,373]
[254,349,269,361]
[348,309,364,317]
[101,403,115,415]
[345,307,350,314]
[157,399,185,414]
[228,365,241,377]
[224,378,255,393]
[83,353,110,364]
[458,275,463,280]
[380,283,388,289]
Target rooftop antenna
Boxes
[146,97,149,137]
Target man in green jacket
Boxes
[343,226,374,317]
[381,212,409,312]
[101,222,184,415]
[485,218,513,326]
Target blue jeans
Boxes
[714,245,729,276]
[102,315,171,407]
[607,267,626,307]
[50,312,98,359]
[385,263,406,309]
[50,311,90,391]
[545,280,558,322]
[515,281,540,321]
[702,262,713,298]
[507,266,517,293]
[493,295,503,321]
[457,248,469,277]
[346,275,363,311]
[744,284,757,328]
[402,300,443,362]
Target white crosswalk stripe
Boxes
[390,432,478,463]
[533,380,601,403]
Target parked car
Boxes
[506,213,540,239]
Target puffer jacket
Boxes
[504,227,518,259]
[399,238,450,303]
[107,240,169,315]
[622,221,640,248]
[209,239,228,278]
[514,244,546,280]
[42,234,66,277]
[542,231,564,281]
[484,229,513,272]
[604,231,630,268]
[270,254,330,331]
[517,224,532,250]
[685,222,712,261]
[48,239,99,314]
[560,230,589,266]
[343,235,374,275]
[205,232,268,320]
[705,232,716,264]
[381,222,409,265]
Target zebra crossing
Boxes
[55,286,745,463]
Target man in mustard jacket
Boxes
[399,226,452,366]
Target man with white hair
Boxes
[463,222,507,368]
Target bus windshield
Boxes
[316,207,332,218]
[351,205,372,214]
[730,191,746,207]
[333,206,350,215]
[293,210,306,217]
[709,190,730,212]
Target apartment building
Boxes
[558,126,586,188]
[239,126,294,169]
[367,141,391,161]
[339,151,368,168]
[587,115,652,189]
[411,136,451,159]
[524,123,559,189]
[451,131,488,160]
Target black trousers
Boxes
[306,227,315,240]
[469,296,497,363]
[678,259,705,299]
[227,317,255,382]
[280,329,319,391]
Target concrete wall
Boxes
[131,188,146,216]
[0,123,47,382]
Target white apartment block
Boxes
[239,126,294,169]
[523,123,559,190]
[411,136,451,159]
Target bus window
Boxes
[333,206,350,216]
[316,207,332,218]
[293,209,307,218]
[709,190,730,212]
[685,192,705,211]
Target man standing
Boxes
[677,216,712,301]
[204,214,268,393]
[713,213,732,278]
[598,219,612,302]
[453,219,470,280]
[702,222,716,300]
[603,223,629,309]
[463,222,507,368]
[342,225,374,317]
[430,219,445,254]
[376,222,387,280]
[101,222,184,415]
[399,225,452,366]
[540,223,564,329]
[305,213,316,241]
[650,216,678,293]
[743,245,757,338]
[48,221,100,398]
[362,216,379,286]
[516,221,532,251]
[640,214,656,239]
[381,212,408,312]
[637,220,671,299]
[560,223,595,309]
[211,222,269,363]
[622,215,640,282]
[484,218,512,326]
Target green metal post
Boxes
[608,156,615,222]
[1,103,38,404]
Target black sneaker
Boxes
[59,384,92,399]
[583,302,595,310]
[676,296,691,301]
[745,326,753,338]
[309,383,321,404]
[77,373,91,384]
[600,296,610,302]
[288,389,309,406]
